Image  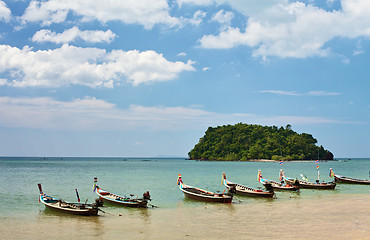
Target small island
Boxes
[188,123,333,161]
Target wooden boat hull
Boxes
[223,173,274,198]
[95,187,149,208]
[178,174,233,203]
[39,194,98,216]
[180,187,233,203]
[261,179,299,191]
[284,177,336,190]
[225,183,274,198]
[334,175,370,185]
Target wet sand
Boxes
[1,194,369,240]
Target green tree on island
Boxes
[188,123,334,161]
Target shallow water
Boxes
[0,157,369,239]
[1,194,369,240]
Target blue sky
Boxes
[0,0,369,158]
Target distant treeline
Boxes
[188,123,334,161]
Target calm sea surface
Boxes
[0,157,369,239]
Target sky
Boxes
[0,0,369,158]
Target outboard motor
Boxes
[95,198,103,207]
[293,179,300,187]
[228,185,237,195]
[264,182,274,192]
[143,191,151,201]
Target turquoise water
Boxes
[0,157,369,220]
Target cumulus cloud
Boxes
[177,0,214,7]
[0,96,341,131]
[0,0,11,22]
[21,0,181,29]
[212,10,234,26]
[178,0,286,21]
[186,10,207,26]
[0,44,195,88]
[194,0,370,58]
[32,26,116,44]
[0,78,7,86]
[198,26,250,49]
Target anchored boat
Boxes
[223,172,275,198]
[330,168,370,185]
[281,171,336,190]
[177,174,234,203]
[258,170,299,191]
[38,184,101,216]
[93,177,151,208]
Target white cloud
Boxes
[177,0,214,7]
[0,96,342,131]
[212,10,234,26]
[32,26,116,44]
[0,96,116,130]
[0,78,7,86]
[341,57,350,64]
[21,0,181,29]
[353,49,364,56]
[0,0,11,22]
[0,44,195,88]
[199,26,253,49]
[196,0,370,58]
[260,90,342,96]
[0,96,216,130]
[186,10,206,26]
[353,40,364,56]
[259,90,299,96]
[326,0,337,6]
[178,0,287,21]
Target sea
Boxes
[0,157,369,239]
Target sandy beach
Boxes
[1,193,369,240]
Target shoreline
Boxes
[1,193,369,240]
[190,158,339,162]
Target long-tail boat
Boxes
[258,170,299,191]
[177,174,234,203]
[38,184,101,216]
[223,172,275,198]
[330,168,370,185]
[282,171,336,190]
[93,177,151,208]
